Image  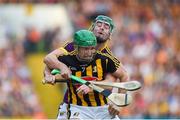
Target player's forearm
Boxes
[113,65,129,82]
[44,54,62,69]
[104,74,116,82]
[43,48,67,70]
[119,71,129,82]
[44,66,52,77]
[113,72,129,83]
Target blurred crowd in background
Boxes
[0,0,179,119]
[0,42,44,118]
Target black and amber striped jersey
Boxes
[60,41,121,104]
[58,51,117,106]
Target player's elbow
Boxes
[43,54,52,64]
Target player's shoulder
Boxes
[96,51,112,59]
[102,46,120,60]
[97,50,121,67]
[101,46,114,55]
[99,46,115,58]
[63,40,75,52]
[58,51,76,60]
[63,41,73,47]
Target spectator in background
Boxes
[42,27,62,52]
[23,27,40,54]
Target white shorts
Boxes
[57,103,69,120]
[57,103,120,120]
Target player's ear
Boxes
[109,33,112,40]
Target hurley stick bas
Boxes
[90,81,141,91]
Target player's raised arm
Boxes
[43,45,72,78]
[43,48,67,69]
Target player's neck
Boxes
[96,41,107,51]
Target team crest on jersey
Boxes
[93,66,97,73]
[69,66,77,71]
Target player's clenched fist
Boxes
[108,101,121,116]
[44,75,56,85]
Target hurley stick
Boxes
[45,69,132,106]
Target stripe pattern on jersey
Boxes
[67,58,108,106]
